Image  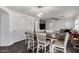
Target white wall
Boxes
[46,18,74,32]
[24,16,36,32]
[9,13,25,44]
[24,17,39,32]
[4,10,39,46]
[9,10,39,46]
[34,19,39,32]
[0,7,39,46]
[1,14,9,46]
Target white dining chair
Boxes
[27,33,36,53]
[25,33,29,45]
[36,33,50,53]
[52,32,69,53]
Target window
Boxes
[75,19,79,31]
[65,22,71,29]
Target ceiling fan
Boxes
[51,17,59,20]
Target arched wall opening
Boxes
[0,8,9,46]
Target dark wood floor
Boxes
[0,40,79,53]
[0,40,27,53]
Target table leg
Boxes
[50,39,55,53]
[50,40,52,53]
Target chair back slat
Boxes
[64,32,69,47]
[37,33,46,44]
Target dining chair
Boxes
[36,33,50,53]
[27,33,36,53]
[52,32,69,53]
[25,33,29,45]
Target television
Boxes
[40,23,45,30]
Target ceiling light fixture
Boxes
[37,6,44,8]
[36,6,44,18]
[37,12,42,18]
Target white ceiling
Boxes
[6,6,79,19]
[0,8,8,15]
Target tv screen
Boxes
[40,23,45,30]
